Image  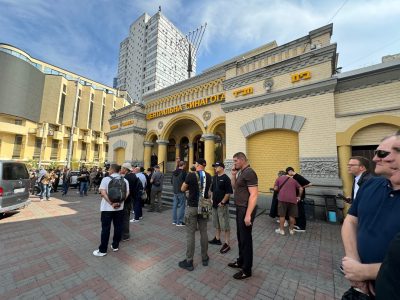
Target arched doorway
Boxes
[114,147,125,165]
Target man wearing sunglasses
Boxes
[341,134,400,296]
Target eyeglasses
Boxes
[347,164,360,167]
[374,149,391,158]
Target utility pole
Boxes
[38,123,46,169]
[66,78,80,169]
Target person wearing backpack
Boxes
[93,164,129,257]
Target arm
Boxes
[342,258,381,281]
[341,215,360,261]
[219,193,231,206]
[181,182,188,192]
[297,187,304,200]
[244,186,258,226]
[231,169,238,190]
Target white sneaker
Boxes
[130,219,140,223]
[172,222,176,225]
[275,228,285,235]
[110,245,119,252]
[139,217,143,220]
[276,219,280,223]
[289,229,295,235]
[176,223,185,227]
[284,220,289,227]
[93,250,107,257]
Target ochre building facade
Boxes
[0,44,128,169]
[108,24,400,214]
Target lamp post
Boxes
[66,78,80,169]
[38,123,46,169]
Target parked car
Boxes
[69,171,80,189]
[0,161,31,214]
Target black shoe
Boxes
[228,261,242,269]
[220,243,231,254]
[202,256,209,266]
[233,270,251,280]
[178,259,194,271]
[209,237,222,245]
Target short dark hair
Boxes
[140,167,145,172]
[109,164,121,173]
[285,167,294,173]
[179,161,186,167]
[233,152,247,161]
[350,156,370,171]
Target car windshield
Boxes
[2,163,29,180]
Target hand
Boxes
[350,280,369,294]
[218,202,225,207]
[342,256,367,282]
[231,168,238,177]
[296,196,300,202]
[244,215,252,226]
[112,203,121,209]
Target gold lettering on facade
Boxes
[233,86,254,97]
[146,93,225,120]
[291,71,311,83]
[110,124,119,130]
[121,120,134,127]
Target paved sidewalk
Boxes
[0,192,348,299]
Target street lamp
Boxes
[66,77,80,169]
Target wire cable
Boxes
[327,0,349,23]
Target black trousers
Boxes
[295,200,306,230]
[99,210,123,253]
[236,205,257,275]
[122,200,133,240]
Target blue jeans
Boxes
[172,193,186,224]
[80,181,88,196]
[99,210,123,253]
[62,181,69,195]
[40,183,50,199]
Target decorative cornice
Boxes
[222,78,337,112]
[240,113,306,138]
[143,69,226,103]
[106,126,147,138]
[335,77,400,94]
[223,44,337,91]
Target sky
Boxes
[0,0,399,87]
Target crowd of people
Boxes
[27,131,400,294]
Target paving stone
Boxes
[0,193,348,299]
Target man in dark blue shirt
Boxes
[341,134,400,295]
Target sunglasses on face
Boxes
[374,149,391,158]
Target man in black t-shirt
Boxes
[178,158,212,271]
[286,167,312,232]
[79,167,90,197]
[209,162,233,254]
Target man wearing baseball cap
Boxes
[209,161,233,254]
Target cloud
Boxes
[0,0,399,84]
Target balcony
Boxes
[53,131,64,140]
[0,122,29,135]
[84,135,92,144]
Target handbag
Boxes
[141,190,147,200]
[196,171,212,219]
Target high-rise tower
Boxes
[115,11,195,103]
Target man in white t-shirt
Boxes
[93,164,129,257]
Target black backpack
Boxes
[107,176,127,203]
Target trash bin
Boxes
[324,195,338,223]
[304,198,315,220]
